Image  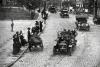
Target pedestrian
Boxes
[37,8,41,13]
[13,31,21,55]
[11,19,14,32]
[31,10,35,19]
[35,21,40,34]
[35,21,39,26]
[16,31,21,48]
[19,30,27,46]
[40,21,43,32]
[27,27,31,42]
[35,26,40,34]
[31,27,36,34]
[41,9,45,18]
[13,33,17,55]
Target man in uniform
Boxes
[41,9,46,18]
[40,21,43,32]
[19,30,27,46]
[13,31,21,55]
[31,27,36,34]
[71,29,77,37]
[27,27,31,42]
[11,19,14,32]
[35,21,40,34]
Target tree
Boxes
[17,0,43,10]
[88,0,94,14]
[62,1,70,7]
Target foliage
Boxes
[62,1,70,7]
[17,0,43,10]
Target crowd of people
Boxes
[13,31,27,55]
[12,7,49,55]
[12,20,44,55]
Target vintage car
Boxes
[60,9,69,18]
[53,30,77,56]
[75,15,90,31]
[48,6,56,13]
[93,17,100,24]
[29,34,43,50]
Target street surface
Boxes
[0,12,100,67]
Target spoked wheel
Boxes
[76,26,78,30]
[53,47,57,55]
[67,16,69,18]
[40,42,44,50]
[64,49,68,55]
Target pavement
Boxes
[0,11,41,67]
[0,12,100,67]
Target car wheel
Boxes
[87,28,90,31]
[53,47,57,55]
[69,48,72,56]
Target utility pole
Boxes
[94,0,97,18]
[75,0,76,14]
[61,0,62,9]
[43,0,46,10]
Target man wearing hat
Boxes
[27,27,31,42]
[40,21,43,32]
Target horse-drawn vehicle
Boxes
[29,34,43,51]
[75,15,90,31]
[53,30,77,56]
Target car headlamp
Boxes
[86,24,88,26]
[82,24,84,26]
[78,24,81,26]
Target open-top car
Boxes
[48,6,56,13]
[53,29,77,56]
[60,9,69,18]
[29,34,43,51]
[75,15,90,31]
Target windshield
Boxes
[76,18,87,22]
[51,8,55,10]
[61,10,68,13]
[61,11,68,13]
[49,6,55,9]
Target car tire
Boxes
[53,47,57,55]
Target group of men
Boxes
[12,7,47,55]
[27,20,43,41]
[57,29,77,46]
[13,31,27,55]
[13,20,43,55]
